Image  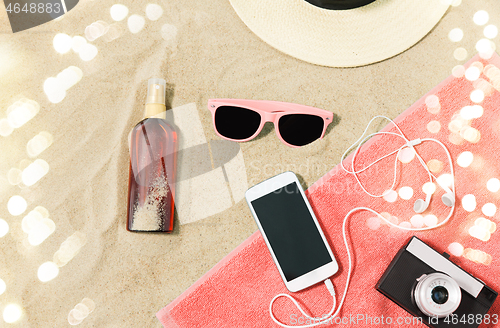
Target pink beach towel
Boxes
[157,54,500,327]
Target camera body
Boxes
[376,237,497,328]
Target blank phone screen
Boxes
[251,182,332,281]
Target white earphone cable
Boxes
[341,116,436,198]
[269,116,456,327]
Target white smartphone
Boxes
[245,171,338,292]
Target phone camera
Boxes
[413,272,461,318]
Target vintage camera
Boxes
[376,237,497,328]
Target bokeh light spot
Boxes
[3,304,22,323]
[448,28,463,42]
[399,222,411,229]
[448,115,467,133]
[0,219,9,238]
[53,232,87,267]
[398,187,413,200]
[484,24,498,39]
[471,105,484,118]
[27,132,54,158]
[461,194,477,212]
[128,15,145,34]
[7,168,22,185]
[463,248,492,265]
[38,262,59,282]
[423,214,438,227]
[481,203,497,217]
[470,89,485,103]
[382,190,398,203]
[67,299,95,326]
[161,24,178,43]
[473,10,489,26]
[460,106,474,120]
[79,44,98,61]
[427,159,444,174]
[476,39,496,57]
[7,99,40,128]
[21,160,48,185]
[437,174,453,189]
[103,23,124,42]
[68,310,83,325]
[469,225,490,242]
[366,217,381,230]
[422,182,436,195]
[487,178,500,192]
[85,24,99,42]
[22,209,55,246]
[426,120,441,134]
[85,21,109,41]
[398,147,415,163]
[471,61,484,72]
[146,4,163,21]
[34,206,49,219]
[484,64,500,82]
[465,66,480,81]
[0,119,14,137]
[71,36,87,53]
[379,212,391,222]
[475,217,496,233]
[44,77,66,103]
[457,151,473,168]
[53,33,72,54]
[81,298,96,313]
[425,95,440,114]
[7,195,27,216]
[110,4,129,21]
[461,127,481,143]
[73,304,90,320]
[22,159,49,186]
[452,65,465,78]
[410,214,424,228]
[453,47,468,61]
[448,242,464,256]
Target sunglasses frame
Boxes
[208,99,334,148]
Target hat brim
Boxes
[230,0,450,67]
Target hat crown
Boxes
[304,0,376,10]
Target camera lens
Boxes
[413,272,461,318]
[431,286,449,304]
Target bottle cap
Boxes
[146,78,166,105]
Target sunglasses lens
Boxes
[278,114,324,146]
[214,106,261,140]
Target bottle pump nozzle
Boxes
[146,78,166,105]
[145,78,167,118]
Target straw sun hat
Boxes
[229,0,450,67]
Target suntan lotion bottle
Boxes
[127,78,177,232]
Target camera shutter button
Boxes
[416,274,427,282]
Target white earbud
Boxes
[413,191,455,213]
[414,193,432,214]
[442,193,455,207]
[436,179,455,208]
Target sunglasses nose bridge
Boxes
[260,111,278,123]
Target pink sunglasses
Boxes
[208,99,334,148]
